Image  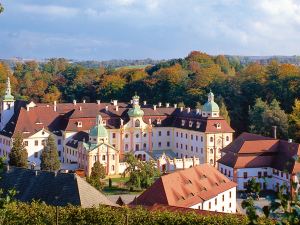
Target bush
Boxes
[0,201,274,225]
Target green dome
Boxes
[128,105,144,117]
[90,115,108,137]
[203,101,219,112]
[90,124,108,137]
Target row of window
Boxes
[0,138,10,146]
[176,132,204,141]
[206,191,232,210]
[220,168,231,177]
[23,139,61,147]
[175,143,204,153]
[243,170,289,179]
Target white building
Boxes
[0,76,234,175]
[218,132,300,196]
[131,164,237,213]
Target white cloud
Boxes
[18,4,79,17]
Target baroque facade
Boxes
[0,77,234,176]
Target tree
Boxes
[245,178,261,199]
[289,99,300,142]
[9,133,28,168]
[249,98,288,138]
[40,135,60,171]
[0,3,3,14]
[88,161,106,190]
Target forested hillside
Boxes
[1,51,300,140]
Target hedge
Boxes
[0,202,274,225]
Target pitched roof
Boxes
[65,131,89,148]
[131,164,236,208]
[1,101,234,138]
[0,167,116,207]
[218,132,300,173]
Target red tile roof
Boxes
[218,132,300,174]
[131,164,236,208]
[1,101,234,138]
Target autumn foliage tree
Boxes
[9,133,28,168]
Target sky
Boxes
[0,0,300,60]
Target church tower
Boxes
[202,91,220,117]
[89,115,108,144]
[0,77,15,130]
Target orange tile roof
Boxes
[131,164,236,208]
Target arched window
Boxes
[210,159,213,165]
[135,119,140,127]
[210,148,214,154]
[226,136,229,142]
[125,134,129,138]
[125,144,129,151]
[136,134,139,138]
[143,133,147,138]
[111,165,114,171]
[210,137,214,142]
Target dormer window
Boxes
[157,119,161,125]
[181,120,185,126]
[189,121,193,127]
[216,123,221,129]
[102,120,106,125]
[77,121,82,127]
[196,122,200,128]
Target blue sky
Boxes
[0,0,300,60]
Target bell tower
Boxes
[0,77,15,130]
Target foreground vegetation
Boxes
[0,201,269,225]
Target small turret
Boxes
[1,77,15,130]
[89,115,108,144]
[128,93,144,118]
[202,90,219,118]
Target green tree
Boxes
[245,178,261,199]
[9,133,28,168]
[0,3,3,14]
[87,161,106,190]
[289,99,300,142]
[40,135,60,171]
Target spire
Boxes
[208,90,214,102]
[132,93,140,107]
[3,76,14,101]
[96,114,103,125]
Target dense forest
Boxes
[1,51,300,141]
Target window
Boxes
[226,136,229,142]
[158,131,161,136]
[221,168,223,173]
[125,144,128,151]
[185,145,187,150]
[57,139,61,145]
[215,198,217,205]
[229,191,232,198]
[167,131,170,136]
[111,165,115,171]
[180,144,183,149]
[210,159,213,165]
[258,172,262,178]
[185,133,188,139]
[143,143,147,149]
[135,144,139,151]
[112,133,116,138]
[35,140,38,146]
[143,133,147,138]
[189,121,193,127]
[229,203,232,208]
[209,202,211,209]
[222,206,224,212]
[196,136,198,141]
[225,169,227,175]
[181,133,183,138]
[201,136,203,142]
[34,152,38,158]
[176,132,178,137]
[191,146,193,151]
[77,121,82,127]
[216,123,221,129]
[136,134,139,138]
[135,119,140,127]
[102,155,106,161]
[264,171,268,177]
[112,154,115,160]
[158,142,161,147]
[210,137,214,142]
[228,170,231,177]
[210,148,213,154]
[167,142,170,147]
[125,134,129,138]
[281,171,283,177]
[191,135,193,140]
[201,148,203,154]
[222,195,224,202]
[196,147,198,152]
[176,143,178,148]
[243,172,248,179]
[24,141,28,146]
[286,173,289,179]
[181,120,185,126]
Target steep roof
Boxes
[0,100,234,138]
[218,132,300,174]
[0,167,116,207]
[131,164,236,208]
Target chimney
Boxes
[130,100,133,104]
[105,105,109,111]
[97,100,101,105]
[35,170,38,176]
[116,105,119,111]
[143,101,147,105]
[54,101,57,112]
[158,102,162,107]
[120,118,124,126]
[187,107,191,113]
[73,100,77,105]
[79,106,82,111]
[174,104,177,108]
[148,118,152,124]
[288,139,293,143]
[83,99,86,103]
[166,103,170,107]
[272,126,277,139]
[113,100,118,106]
[196,108,200,114]
[180,107,183,112]
[153,105,157,111]
[26,105,30,111]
